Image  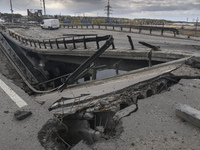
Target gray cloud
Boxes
[0,0,199,21]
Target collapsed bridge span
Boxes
[1,24,200,149]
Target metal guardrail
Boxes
[0,32,36,84]
[0,24,115,93]
[0,24,115,50]
[36,36,114,92]
[58,35,114,91]
[8,32,113,49]
[0,32,73,93]
[60,23,179,37]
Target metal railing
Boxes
[0,25,115,93]
[60,23,179,37]
[0,32,37,84]
[58,35,114,91]
[0,24,115,50]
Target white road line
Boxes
[0,79,28,108]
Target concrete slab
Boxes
[176,104,200,128]
[35,58,184,110]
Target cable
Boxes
[24,0,33,7]
[12,0,33,8]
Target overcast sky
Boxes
[0,0,199,21]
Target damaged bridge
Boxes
[0,24,200,150]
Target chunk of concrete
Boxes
[95,126,105,133]
[83,112,94,120]
[113,104,138,121]
[176,104,200,128]
[14,110,32,120]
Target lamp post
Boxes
[195,17,199,37]
[10,0,13,23]
[43,0,46,15]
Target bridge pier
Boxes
[161,30,164,35]
[92,69,97,80]
[139,28,142,34]
[173,31,176,37]
[150,29,152,34]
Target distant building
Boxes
[27,9,42,17]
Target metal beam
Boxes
[58,35,114,92]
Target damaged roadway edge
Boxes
[37,73,174,150]
[36,57,200,149]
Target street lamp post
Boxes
[43,0,46,15]
[195,17,199,37]
[10,0,13,23]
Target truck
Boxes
[40,19,60,29]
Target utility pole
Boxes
[195,17,199,37]
[105,0,112,23]
[43,0,46,15]
[10,0,13,23]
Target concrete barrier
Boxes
[176,103,200,128]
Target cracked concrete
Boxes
[88,79,200,150]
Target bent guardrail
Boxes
[58,35,114,92]
[0,23,115,50]
[0,32,37,84]
[0,25,114,93]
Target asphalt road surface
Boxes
[12,26,200,53]
[0,73,53,150]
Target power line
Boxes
[12,0,33,7]
[23,0,33,7]
[105,0,112,23]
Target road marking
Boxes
[0,79,28,108]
